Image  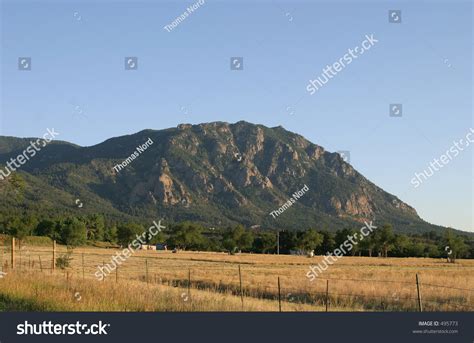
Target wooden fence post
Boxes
[116,265,119,283]
[325,279,330,312]
[145,259,149,284]
[416,274,423,312]
[52,240,56,273]
[238,265,244,310]
[39,256,43,272]
[188,269,191,300]
[11,237,15,269]
[82,253,85,280]
[278,277,282,312]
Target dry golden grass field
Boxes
[0,239,473,312]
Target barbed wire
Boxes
[4,249,474,312]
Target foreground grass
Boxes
[2,243,473,311]
[0,271,353,312]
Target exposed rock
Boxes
[0,121,429,232]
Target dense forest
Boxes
[0,213,472,261]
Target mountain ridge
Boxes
[0,121,460,234]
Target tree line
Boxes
[0,214,472,261]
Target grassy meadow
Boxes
[0,238,473,312]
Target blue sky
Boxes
[1,0,472,231]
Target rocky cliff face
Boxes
[0,121,429,232]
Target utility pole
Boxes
[277,231,280,255]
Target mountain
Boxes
[0,121,450,234]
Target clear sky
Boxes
[1,0,472,231]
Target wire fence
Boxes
[1,243,473,312]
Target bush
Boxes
[60,218,87,248]
[56,252,73,270]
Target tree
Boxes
[168,222,206,250]
[392,234,410,257]
[0,215,14,235]
[359,234,376,257]
[148,229,166,245]
[335,228,359,256]
[407,241,425,257]
[85,214,105,241]
[117,223,144,247]
[297,229,323,252]
[318,231,336,255]
[376,224,395,257]
[103,225,118,243]
[443,229,469,263]
[424,243,440,258]
[278,231,298,254]
[60,217,87,248]
[468,239,474,259]
[223,237,237,254]
[252,231,277,253]
[10,215,38,248]
[35,219,57,239]
[0,214,9,235]
[234,226,254,252]
[222,225,254,253]
[9,173,26,200]
[206,236,224,252]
